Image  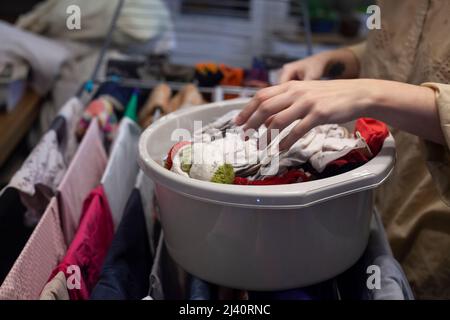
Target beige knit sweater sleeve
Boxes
[344,44,450,205]
[347,42,367,65]
[420,83,450,205]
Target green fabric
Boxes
[124,90,139,122]
[211,164,235,184]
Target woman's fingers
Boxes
[235,84,288,125]
[279,64,304,83]
[279,57,327,83]
[267,97,312,132]
[264,115,275,127]
[243,91,294,132]
[302,67,324,81]
[279,115,319,151]
[260,98,312,146]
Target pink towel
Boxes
[49,185,114,300]
[57,118,107,245]
[0,197,66,300]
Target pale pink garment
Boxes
[57,118,107,244]
[0,197,66,300]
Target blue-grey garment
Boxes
[189,277,211,300]
[370,255,414,300]
[248,279,337,300]
[93,81,134,113]
[90,188,152,300]
[337,210,414,300]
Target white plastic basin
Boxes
[138,98,396,290]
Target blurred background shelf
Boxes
[0,88,41,168]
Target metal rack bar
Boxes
[93,76,259,99]
[76,0,125,98]
[300,0,313,56]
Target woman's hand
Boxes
[236,79,374,149]
[279,48,361,83]
[235,79,444,149]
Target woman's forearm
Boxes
[366,80,445,145]
[237,78,445,150]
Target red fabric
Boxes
[165,141,191,170]
[48,185,114,300]
[326,118,389,169]
[234,169,309,185]
[354,118,389,156]
[327,150,369,169]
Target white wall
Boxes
[166,0,307,68]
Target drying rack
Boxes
[73,0,413,300]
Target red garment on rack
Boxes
[58,118,107,245]
[47,185,114,300]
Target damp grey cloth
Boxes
[101,118,141,228]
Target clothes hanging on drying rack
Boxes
[101,117,141,228]
[0,197,66,300]
[143,232,189,300]
[7,130,66,226]
[39,271,69,300]
[0,97,84,287]
[2,98,83,229]
[57,118,108,244]
[44,185,114,300]
[56,97,85,164]
[90,187,153,300]
[0,78,414,301]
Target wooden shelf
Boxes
[0,88,41,167]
